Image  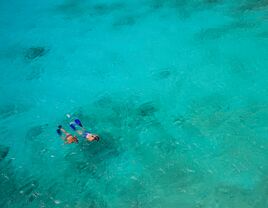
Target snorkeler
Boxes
[56,125,78,144]
[69,118,99,142]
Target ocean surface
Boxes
[0,0,268,207]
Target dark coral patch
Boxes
[93,95,113,108]
[0,145,9,161]
[152,68,174,80]
[158,70,172,79]
[26,68,44,80]
[55,0,125,18]
[238,0,268,11]
[0,104,30,119]
[92,3,125,15]
[257,31,268,38]
[24,47,47,60]
[25,124,48,141]
[195,19,257,41]
[196,27,229,40]
[204,0,221,3]
[137,102,157,117]
[55,0,86,16]
[112,15,136,27]
[149,0,223,19]
[0,105,17,119]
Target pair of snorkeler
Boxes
[56,118,99,144]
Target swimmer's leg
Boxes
[58,126,69,136]
[69,122,76,131]
[56,128,62,136]
[69,122,84,138]
[74,119,83,127]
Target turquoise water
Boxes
[0,0,268,207]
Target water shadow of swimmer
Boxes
[64,131,121,177]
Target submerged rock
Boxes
[0,145,9,161]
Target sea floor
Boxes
[0,0,268,207]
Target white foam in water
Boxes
[0,0,268,207]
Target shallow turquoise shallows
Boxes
[1,0,268,207]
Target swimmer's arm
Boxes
[60,128,69,136]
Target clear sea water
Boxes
[0,0,268,207]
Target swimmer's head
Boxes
[94,135,100,141]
